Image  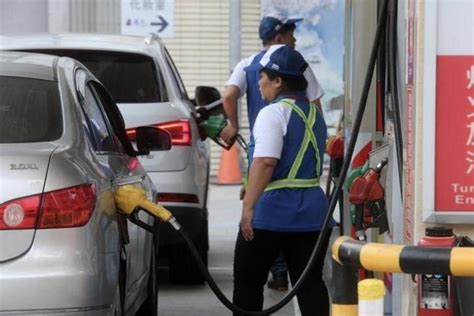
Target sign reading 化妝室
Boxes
[121,0,174,38]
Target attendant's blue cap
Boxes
[245,44,308,76]
[259,15,303,41]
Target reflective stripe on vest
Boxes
[265,99,321,191]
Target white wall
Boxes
[0,0,48,34]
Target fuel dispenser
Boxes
[418,227,456,316]
[414,228,474,316]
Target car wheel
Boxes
[168,218,208,285]
[136,222,159,315]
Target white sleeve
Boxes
[226,55,254,98]
[252,103,291,159]
[304,66,324,101]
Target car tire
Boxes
[136,222,160,315]
[168,218,208,285]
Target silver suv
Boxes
[0,51,171,315]
[1,33,212,284]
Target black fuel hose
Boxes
[171,0,390,314]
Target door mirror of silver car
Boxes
[194,86,221,107]
[135,126,172,154]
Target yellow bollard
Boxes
[358,279,384,316]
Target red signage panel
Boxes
[435,55,474,212]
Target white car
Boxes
[1,33,212,284]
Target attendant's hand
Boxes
[240,208,254,241]
[220,124,238,145]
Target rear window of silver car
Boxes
[20,49,168,104]
[0,76,62,143]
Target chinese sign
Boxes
[435,56,474,211]
[121,0,174,38]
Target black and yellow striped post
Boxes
[332,236,474,276]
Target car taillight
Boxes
[157,193,199,204]
[0,184,95,230]
[157,120,191,146]
[0,195,40,230]
[126,120,192,146]
[39,184,95,229]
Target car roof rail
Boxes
[145,33,162,45]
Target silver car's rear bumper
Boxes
[147,163,206,210]
[0,305,112,315]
